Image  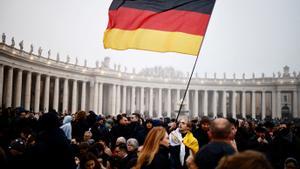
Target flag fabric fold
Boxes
[103,0,216,56]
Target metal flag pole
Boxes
[175,1,217,122]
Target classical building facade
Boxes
[0,35,300,119]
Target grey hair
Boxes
[126,138,139,150]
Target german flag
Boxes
[103,0,216,56]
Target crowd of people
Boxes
[0,106,300,169]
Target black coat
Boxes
[142,145,171,169]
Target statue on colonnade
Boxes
[19,40,24,50]
[2,33,6,43]
[11,37,15,47]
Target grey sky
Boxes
[1,0,300,78]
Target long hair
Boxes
[135,127,167,169]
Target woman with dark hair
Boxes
[144,119,154,136]
[135,126,171,169]
[79,152,102,169]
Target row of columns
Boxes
[0,64,299,119]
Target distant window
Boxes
[284,96,288,102]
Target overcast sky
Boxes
[1,0,300,78]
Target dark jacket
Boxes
[195,141,235,169]
[142,145,171,169]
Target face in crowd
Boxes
[160,132,170,147]
[179,118,189,134]
[119,116,129,126]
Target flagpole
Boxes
[175,2,217,122]
[175,53,199,122]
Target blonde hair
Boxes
[135,127,167,169]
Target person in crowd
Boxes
[6,138,27,169]
[194,118,236,169]
[88,141,111,169]
[144,118,154,136]
[234,119,253,152]
[27,111,76,169]
[269,123,297,169]
[79,151,102,169]
[284,157,299,169]
[126,138,139,168]
[192,117,210,147]
[129,113,146,145]
[112,143,130,169]
[90,116,111,145]
[135,126,171,169]
[72,111,90,142]
[227,118,238,152]
[83,130,95,145]
[110,114,130,148]
[115,136,126,147]
[60,115,72,142]
[248,125,270,154]
[216,150,273,169]
[169,116,199,169]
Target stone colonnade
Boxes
[0,64,299,119]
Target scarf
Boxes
[169,128,185,166]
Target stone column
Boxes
[158,88,162,117]
[277,91,282,118]
[81,81,86,111]
[53,77,59,112]
[242,91,246,118]
[98,83,103,115]
[116,85,121,114]
[0,65,3,108]
[43,75,50,112]
[93,82,99,113]
[203,90,208,116]
[136,88,140,112]
[252,91,256,119]
[62,78,69,114]
[222,91,227,117]
[149,88,153,117]
[89,82,94,111]
[185,90,189,112]
[71,80,77,114]
[262,91,266,119]
[131,86,136,114]
[112,84,116,115]
[213,90,218,117]
[167,88,171,117]
[232,91,236,119]
[6,67,13,108]
[15,69,22,107]
[25,72,32,111]
[122,86,127,113]
[271,90,276,118]
[193,90,198,118]
[293,90,298,118]
[176,89,180,110]
[140,87,145,115]
[34,73,41,112]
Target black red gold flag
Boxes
[103,0,216,56]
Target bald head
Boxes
[209,118,232,140]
